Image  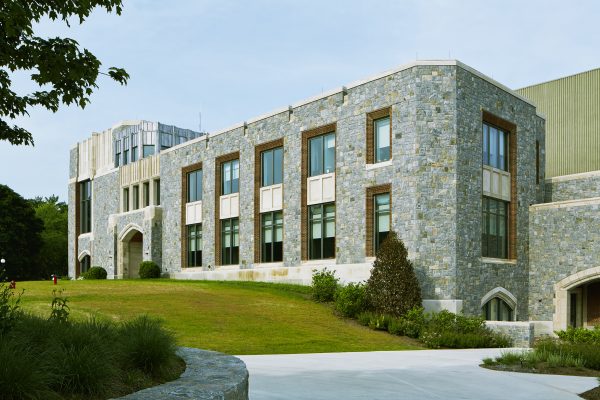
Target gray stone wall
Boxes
[455,67,545,319]
[68,182,77,277]
[485,321,534,348]
[545,171,600,202]
[90,171,120,275]
[529,199,600,320]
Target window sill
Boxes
[481,257,517,265]
[253,262,284,269]
[365,159,393,171]
[78,232,93,239]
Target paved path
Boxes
[238,349,598,400]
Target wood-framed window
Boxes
[366,184,391,257]
[309,132,335,176]
[309,203,335,260]
[221,159,240,195]
[187,169,203,202]
[187,223,202,267]
[79,180,92,233]
[221,218,239,265]
[366,107,392,164]
[181,162,202,268]
[482,111,517,260]
[261,211,283,263]
[301,123,336,260]
[254,138,284,263]
[215,152,240,266]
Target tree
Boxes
[30,195,68,277]
[0,184,43,280]
[0,0,129,146]
[365,231,422,317]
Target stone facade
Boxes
[69,61,556,326]
[545,171,600,202]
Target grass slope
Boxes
[18,279,421,355]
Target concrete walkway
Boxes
[239,349,598,400]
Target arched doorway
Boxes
[554,267,600,330]
[118,225,144,279]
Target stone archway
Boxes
[117,224,144,279]
[554,266,600,331]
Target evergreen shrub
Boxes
[139,261,161,279]
[81,266,107,280]
[334,283,367,318]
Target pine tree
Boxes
[366,231,422,317]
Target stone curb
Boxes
[115,347,249,399]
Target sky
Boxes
[1,0,600,201]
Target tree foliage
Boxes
[0,0,129,146]
[365,231,422,317]
[30,195,68,277]
[0,184,43,280]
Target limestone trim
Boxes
[301,123,337,261]
[480,286,518,320]
[254,138,284,263]
[181,162,203,269]
[366,107,392,164]
[365,184,392,257]
[215,152,240,266]
[117,223,144,242]
[117,225,144,279]
[482,111,517,260]
[530,196,600,210]
[554,266,600,331]
[546,169,600,184]
[77,250,91,262]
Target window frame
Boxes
[79,180,92,233]
[308,202,336,260]
[187,223,202,267]
[308,132,336,177]
[123,187,130,212]
[261,211,283,263]
[374,192,391,254]
[482,297,513,321]
[187,169,203,203]
[366,107,392,164]
[482,196,509,259]
[221,159,240,195]
[221,217,240,265]
[143,181,150,208]
[482,121,509,171]
[261,146,283,187]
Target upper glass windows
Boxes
[482,197,508,259]
[187,169,203,202]
[374,193,391,253]
[374,117,391,163]
[483,122,508,171]
[262,147,283,187]
[222,159,240,195]
[309,133,335,177]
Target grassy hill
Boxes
[18,279,421,355]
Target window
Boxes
[482,122,509,171]
[123,188,130,212]
[132,185,139,210]
[143,182,150,207]
[374,116,391,163]
[131,132,138,162]
[309,133,335,176]
[143,145,155,157]
[123,136,129,166]
[115,140,121,167]
[80,180,92,233]
[80,255,91,274]
[261,211,283,262]
[187,224,202,267]
[154,179,160,206]
[482,197,508,258]
[309,203,335,259]
[221,218,239,265]
[261,147,283,187]
[374,193,390,253]
[221,159,239,195]
[187,169,203,202]
[482,297,513,321]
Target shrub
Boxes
[139,261,161,279]
[356,311,374,326]
[556,326,600,345]
[400,306,425,338]
[118,315,177,377]
[365,232,422,317]
[82,266,107,280]
[334,283,367,318]
[0,277,23,333]
[368,314,392,331]
[311,268,339,302]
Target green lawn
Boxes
[17,279,421,355]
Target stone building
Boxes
[71,60,576,337]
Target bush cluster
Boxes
[556,325,600,345]
[333,283,367,318]
[81,266,107,280]
[0,280,180,399]
[139,261,161,279]
[311,268,339,302]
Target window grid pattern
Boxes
[187,224,202,267]
[482,196,508,259]
[309,132,335,177]
[374,193,391,254]
[221,218,239,265]
[261,211,283,263]
[80,180,92,233]
[309,203,335,260]
[187,169,203,202]
[261,147,283,187]
[483,297,513,321]
[221,159,240,195]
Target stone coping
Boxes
[115,347,249,400]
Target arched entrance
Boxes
[117,224,144,279]
[554,267,600,330]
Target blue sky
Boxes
[1,0,599,201]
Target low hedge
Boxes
[81,266,107,280]
[139,261,161,279]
